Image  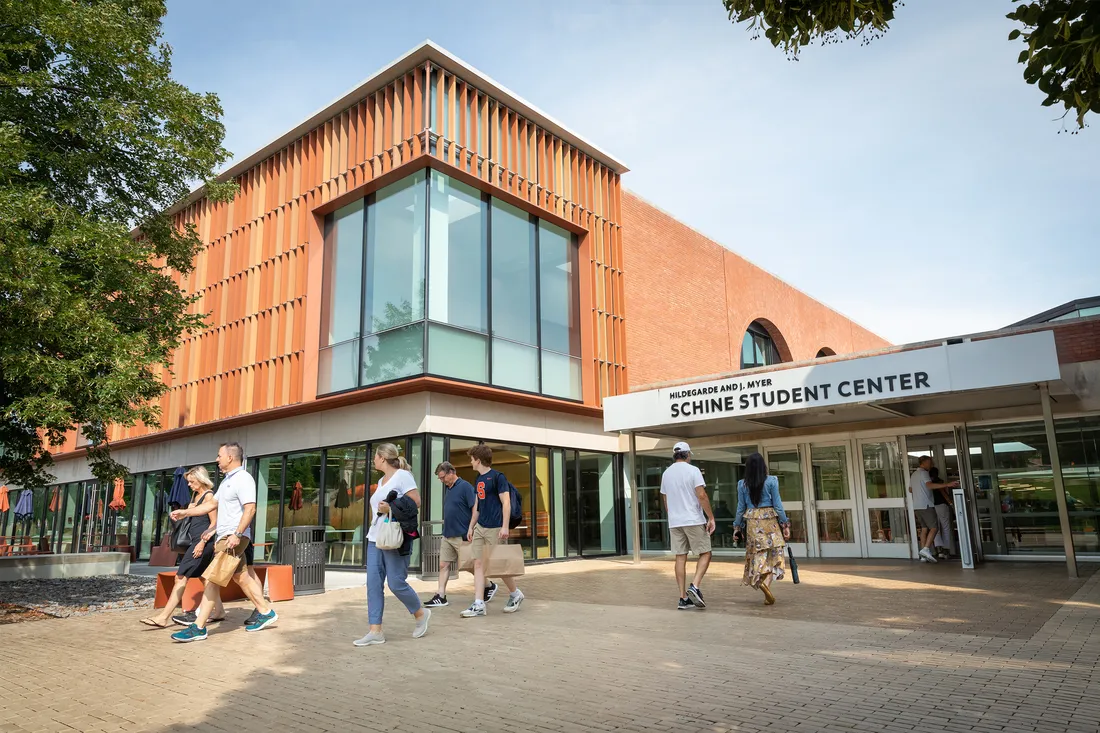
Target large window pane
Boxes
[552,449,567,557]
[862,442,906,499]
[284,451,322,530]
[428,324,488,383]
[490,199,536,345]
[768,450,804,504]
[578,452,617,554]
[812,446,850,501]
[361,323,424,386]
[538,220,580,356]
[492,339,538,392]
[255,457,283,563]
[318,340,360,395]
[323,445,367,567]
[818,509,855,543]
[541,351,581,400]
[321,199,364,346]
[535,447,551,559]
[429,172,487,332]
[365,171,426,334]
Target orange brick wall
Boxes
[622,191,889,389]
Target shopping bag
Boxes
[201,538,247,587]
[486,543,526,577]
[456,543,475,574]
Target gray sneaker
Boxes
[413,608,431,638]
[503,590,524,613]
[352,631,386,647]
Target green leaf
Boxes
[1009,29,1022,41]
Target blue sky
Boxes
[163,0,1099,345]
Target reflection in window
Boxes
[868,508,909,544]
[324,445,367,567]
[284,452,322,530]
[740,321,782,370]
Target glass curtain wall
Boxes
[255,457,284,563]
[635,447,756,552]
[968,417,1100,555]
[318,169,582,401]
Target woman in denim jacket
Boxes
[733,452,790,605]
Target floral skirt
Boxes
[741,508,786,589]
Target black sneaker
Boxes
[243,608,261,626]
[484,581,498,603]
[677,597,695,610]
[424,594,449,608]
[171,611,197,627]
[687,584,706,609]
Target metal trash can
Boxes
[280,525,326,595]
[418,520,443,581]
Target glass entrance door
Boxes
[765,447,810,558]
[808,443,862,557]
[857,440,912,558]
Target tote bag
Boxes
[375,516,404,550]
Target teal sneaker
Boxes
[245,609,278,632]
[170,623,207,643]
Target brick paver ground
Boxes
[1,558,1098,733]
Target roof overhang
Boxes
[604,330,1063,439]
[165,40,628,219]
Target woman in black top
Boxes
[140,466,225,628]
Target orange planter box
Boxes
[153,564,292,610]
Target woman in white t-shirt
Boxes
[353,443,430,647]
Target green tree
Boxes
[721,0,1100,129]
[0,0,234,490]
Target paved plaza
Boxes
[1,558,1098,733]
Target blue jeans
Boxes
[366,541,422,625]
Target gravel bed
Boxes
[0,575,156,621]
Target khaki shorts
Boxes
[470,524,501,561]
[440,535,468,564]
[669,525,712,556]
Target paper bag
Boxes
[201,537,248,587]
[486,543,525,577]
[456,543,475,574]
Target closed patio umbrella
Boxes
[0,485,8,513]
[167,467,189,508]
[13,489,33,520]
[109,477,126,511]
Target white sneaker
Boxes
[460,602,486,618]
[503,590,524,614]
[919,547,938,563]
[353,631,386,646]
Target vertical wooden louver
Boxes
[89,57,623,447]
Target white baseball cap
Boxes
[673,441,691,454]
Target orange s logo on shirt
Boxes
[476,482,486,499]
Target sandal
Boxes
[139,618,169,628]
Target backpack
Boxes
[505,479,523,529]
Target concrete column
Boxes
[629,432,641,564]
[1040,383,1078,579]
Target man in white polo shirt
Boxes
[171,442,278,642]
[661,441,716,610]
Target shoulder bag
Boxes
[168,491,210,553]
[375,516,405,550]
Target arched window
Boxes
[740,321,782,369]
[816,347,836,358]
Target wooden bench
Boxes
[153,563,294,610]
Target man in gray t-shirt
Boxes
[908,456,958,564]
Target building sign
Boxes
[603,330,1061,432]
